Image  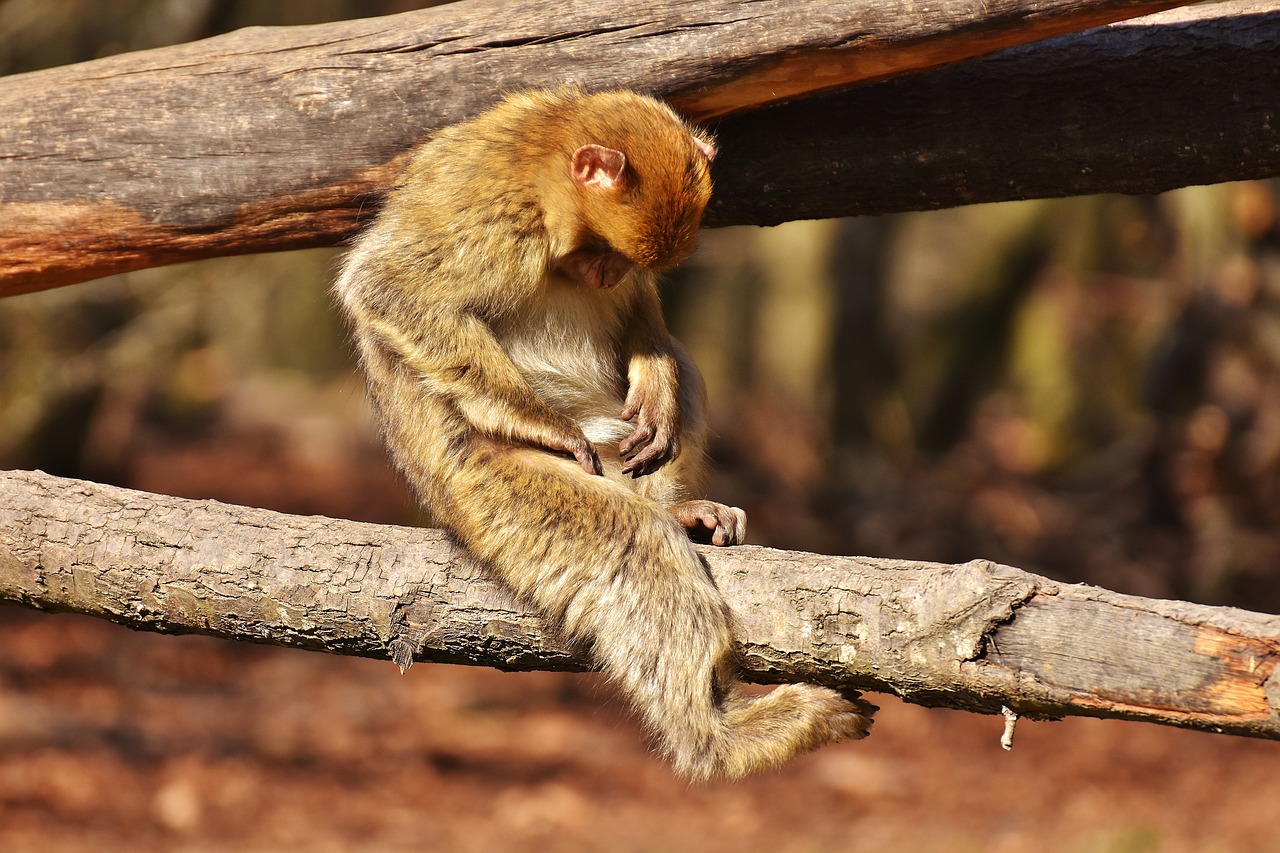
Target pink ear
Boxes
[572,144,626,189]
[693,137,716,162]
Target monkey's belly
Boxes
[532,379,631,455]
[512,346,629,435]
[521,370,683,499]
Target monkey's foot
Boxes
[747,684,877,745]
[671,500,747,546]
[700,684,876,781]
[833,689,879,740]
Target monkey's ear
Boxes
[693,137,716,162]
[572,144,626,190]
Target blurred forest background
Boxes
[3,2,1280,851]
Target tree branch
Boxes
[0,0,1194,296]
[710,0,1280,223]
[4,468,1279,740]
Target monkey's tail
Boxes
[439,445,873,780]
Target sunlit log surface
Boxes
[0,0,1199,294]
[4,469,1279,741]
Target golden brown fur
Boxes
[335,89,873,780]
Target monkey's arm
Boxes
[619,279,682,477]
[353,301,602,475]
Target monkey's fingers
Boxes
[573,441,603,476]
[820,688,877,742]
[670,500,747,546]
[548,431,602,476]
[840,691,880,725]
[617,422,651,456]
[835,692,877,741]
[619,424,677,477]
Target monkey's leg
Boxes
[440,444,873,780]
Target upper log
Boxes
[710,1,1280,224]
[3,468,1280,741]
[0,0,1190,296]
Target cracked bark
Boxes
[4,469,1279,741]
[0,0,1209,295]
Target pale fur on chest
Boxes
[492,275,635,452]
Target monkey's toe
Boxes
[833,694,877,741]
[792,684,876,743]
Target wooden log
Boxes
[3,468,1278,740]
[709,0,1280,223]
[0,0,1191,296]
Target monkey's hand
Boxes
[619,379,681,477]
[670,500,747,546]
[538,416,603,476]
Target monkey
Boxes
[335,88,874,780]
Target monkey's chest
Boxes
[493,296,630,438]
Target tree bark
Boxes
[4,468,1279,741]
[0,0,1195,296]
[710,1,1280,224]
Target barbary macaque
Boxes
[336,89,873,779]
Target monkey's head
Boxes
[559,91,715,290]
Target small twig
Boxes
[1000,705,1019,750]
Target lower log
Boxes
[2,468,1277,738]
